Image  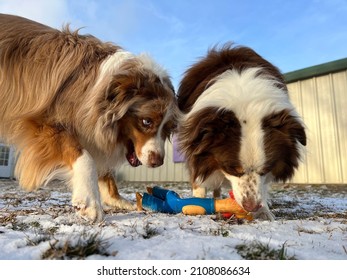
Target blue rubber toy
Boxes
[141,186,214,214]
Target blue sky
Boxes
[1,0,346,87]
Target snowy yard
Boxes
[0,179,346,260]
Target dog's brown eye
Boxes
[142,118,152,127]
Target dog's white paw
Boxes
[72,197,104,222]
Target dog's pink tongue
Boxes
[127,152,142,167]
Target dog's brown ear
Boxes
[262,109,306,182]
[178,107,241,183]
[103,73,140,121]
[263,109,306,146]
[289,118,306,146]
[190,154,219,183]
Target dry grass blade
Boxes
[42,232,113,259]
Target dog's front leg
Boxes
[71,150,104,222]
[192,181,207,198]
[98,173,136,210]
[192,170,227,198]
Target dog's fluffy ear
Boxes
[262,109,306,182]
[103,73,140,121]
[263,109,306,146]
[178,108,241,183]
[93,73,143,153]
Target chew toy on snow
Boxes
[136,186,253,221]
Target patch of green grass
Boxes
[236,241,295,260]
[42,232,114,259]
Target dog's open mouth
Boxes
[126,141,142,167]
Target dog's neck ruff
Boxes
[99,50,135,77]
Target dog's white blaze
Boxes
[239,118,266,171]
[139,137,165,165]
[139,109,172,165]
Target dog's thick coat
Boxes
[177,44,306,220]
[0,14,178,221]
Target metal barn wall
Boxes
[287,70,347,184]
[118,64,347,184]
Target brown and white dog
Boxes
[177,44,306,220]
[0,14,178,222]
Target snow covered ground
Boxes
[0,179,346,260]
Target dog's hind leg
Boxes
[14,121,73,190]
